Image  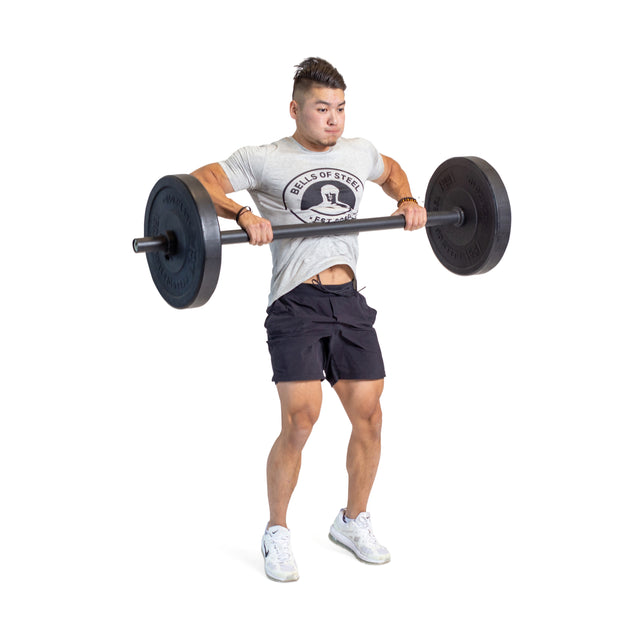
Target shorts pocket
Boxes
[356,292,378,327]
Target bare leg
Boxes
[266,381,323,529]
[333,379,384,519]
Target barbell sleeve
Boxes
[132,236,168,253]
[132,230,176,254]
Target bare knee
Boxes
[277,381,322,449]
[281,404,320,448]
[334,380,384,440]
[353,402,383,441]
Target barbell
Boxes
[132,156,511,309]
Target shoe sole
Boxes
[264,569,299,583]
[328,530,391,565]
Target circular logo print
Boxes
[283,168,364,223]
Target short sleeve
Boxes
[359,138,385,182]
[218,145,269,193]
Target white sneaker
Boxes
[261,525,299,582]
[329,509,391,564]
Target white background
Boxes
[2,1,638,638]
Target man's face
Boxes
[290,85,345,152]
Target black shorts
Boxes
[264,281,386,386]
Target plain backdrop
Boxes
[2,1,638,638]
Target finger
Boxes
[410,208,427,230]
[247,221,272,245]
[404,210,418,230]
[410,210,427,230]
[262,225,274,245]
[257,229,269,246]
[251,227,262,246]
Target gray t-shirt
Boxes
[219,136,385,306]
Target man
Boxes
[191,58,426,582]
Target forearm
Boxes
[375,154,427,231]
[377,156,414,202]
[191,164,244,221]
[191,162,273,245]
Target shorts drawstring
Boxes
[310,275,362,296]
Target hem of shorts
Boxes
[272,375,326,385]
[272,373,386,386]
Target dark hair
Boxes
[292,57,346,99]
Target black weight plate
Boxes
[425,157,511,275]
[144,174,221,309]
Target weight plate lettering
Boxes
[425,157,511,275]
[143,174,221,309]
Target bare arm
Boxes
[373,155,427,231]
[190,163,273,245]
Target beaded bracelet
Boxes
[397,197,418,207]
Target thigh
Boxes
[333,379,384,424]
[277,380,323,427]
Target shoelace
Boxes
[353,515,379,545]
[270,534,293,563]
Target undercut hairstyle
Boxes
[292,57,347,101]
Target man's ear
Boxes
[290,100,299,119]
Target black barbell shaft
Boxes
[132,208,464,254]
[220,209,463,245]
